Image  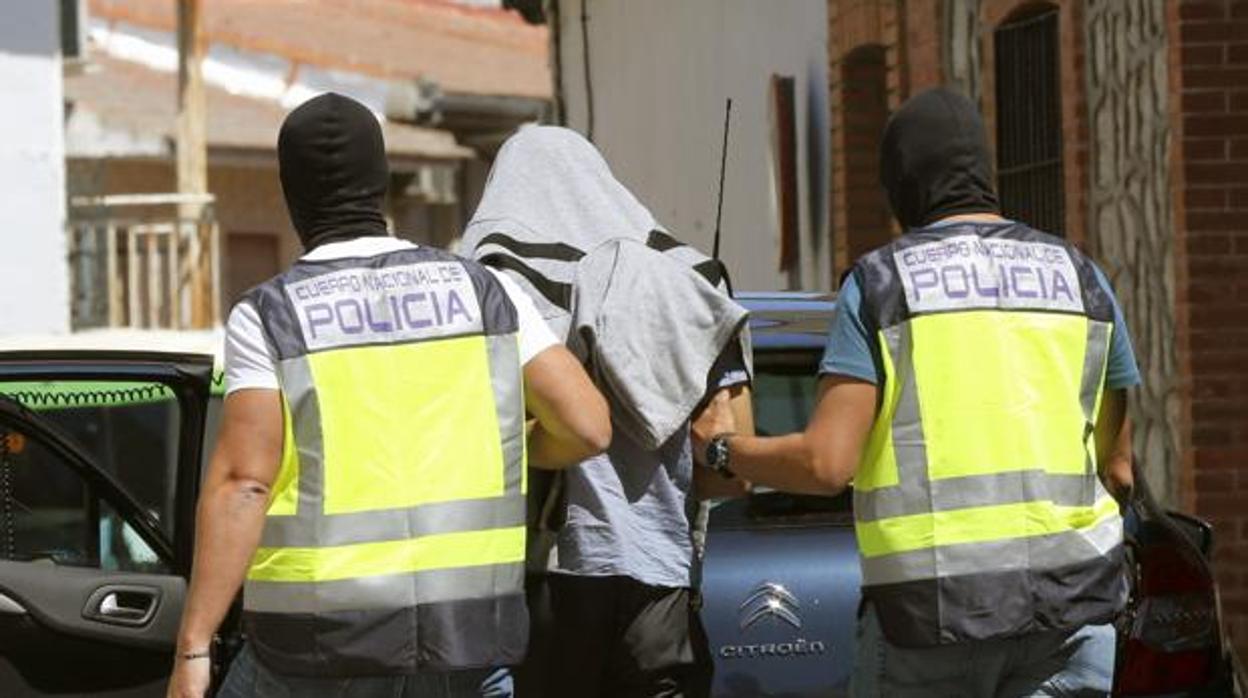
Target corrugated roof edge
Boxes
[0,329,225,367]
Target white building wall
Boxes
[0,4,68,333]
[556,0,831,292]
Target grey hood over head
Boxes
[460,125,751,450]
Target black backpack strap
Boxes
[646,229,685,252]
[646,230,734,293]
[473,231,583,311]
[477,232,585,262]
[477,253,574,311]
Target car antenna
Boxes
[712,97,732,262]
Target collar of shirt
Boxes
[917,217,1017,232]
[300,235,417,261]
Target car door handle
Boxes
[99,592,149,620]
[83,585,159,627]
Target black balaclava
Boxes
[879,87,1000,229]
[278,93,389,250]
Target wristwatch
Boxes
[704,433,736,479]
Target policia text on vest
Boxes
[290,261,476,343]
[897,235,1080,308]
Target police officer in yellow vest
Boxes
[167,93,611,698]
[692,87,1138,696]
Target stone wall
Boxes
[942,0,982,103]
[1083,0,1183,506]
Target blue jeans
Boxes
[851,603,1116,697]
[217,644,514,698]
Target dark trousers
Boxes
[546,574,711,698]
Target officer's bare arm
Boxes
[692,384,754,499]
[524,345,612,469]
[693,375,877,495]
[175,389,284,655]
[1095,388,1134,502]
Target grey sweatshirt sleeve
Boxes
[570,239,750,450]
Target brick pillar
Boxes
[1177,0,1248,658]
[841,46,892,264]
[828,0,907,279]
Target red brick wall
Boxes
[1177,0,1248,654]
[827,1,945,279]
[841,45,893,262]
[829,0,903,277]
[901,0,942,93]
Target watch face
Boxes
[710,438,729,470]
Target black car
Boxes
[0,298,1237,696]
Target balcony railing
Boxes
[67,193,221,330]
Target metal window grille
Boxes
[994,8,1065,236]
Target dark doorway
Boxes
[225,232,281,305]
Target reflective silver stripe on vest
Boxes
[854,324,932,522]
[485,334,524,496]
[280,355,324,515]
[260,494,526,548]
[855,319,1115,527]
[1079,321,1112,424]
[1079,320,1112,482]
[243,561,525,614]
[860,508,1123,586]
[856,471,1096,523]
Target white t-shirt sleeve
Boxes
[487,269,560,365]
[224,302,280,394]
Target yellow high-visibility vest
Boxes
[239,246,527,676]
[851,222,1127,647]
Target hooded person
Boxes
[461,125,752,447]
[277,91,391,250]
[686,87,1141,697]
[877,84,999,229]
[166,94,614,698]
[460,125,754,698]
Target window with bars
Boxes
[994,7,1065,236]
